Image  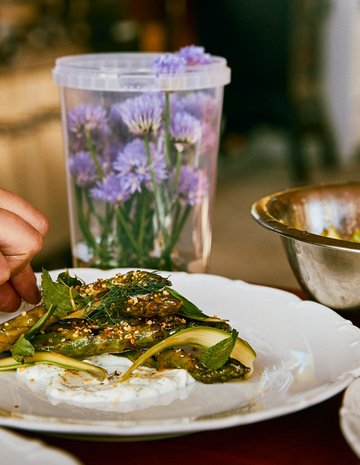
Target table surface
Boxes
[9,288,360,465]
[22,394,357,465]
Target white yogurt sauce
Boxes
[16,354,195,412]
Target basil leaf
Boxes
[11,334,35,361]
[41,269,77,318]
[200,329,238,370]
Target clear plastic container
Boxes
[53,52,230,272]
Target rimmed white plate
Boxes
[0,427,81,465]
[340,379,360,457]
[0,268,360,440]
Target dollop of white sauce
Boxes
[16,354,195,412]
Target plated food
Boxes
[0,269,256,412]
[0,271,359,438]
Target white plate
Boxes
[340,379,360,457]
[1,268,360,440]
[0,427,81,465]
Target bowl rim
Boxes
[250,181,360,252]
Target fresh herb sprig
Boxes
[11,270,85,360]
[41,269,83,318]
[200,329,238,370]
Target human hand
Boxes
[0,189,49,312]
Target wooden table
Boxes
[13,288,360,465]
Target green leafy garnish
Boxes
[57,270,83,288]
[165,287,224,322]
[41,269,79,318]
[9,270,82,357]
[11,334,35,361]
[200,329,238,370]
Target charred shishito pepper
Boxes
[0,269,256,383]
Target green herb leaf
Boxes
[11,334,35,361]
[57,270,83,288]
[41,269,77,318]
[165,287,224,322]
[199,329,238,370]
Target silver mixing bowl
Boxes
[251,182,360,312]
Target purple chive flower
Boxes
[151,53,186,75]
[68,151,99,188]
[149,135,167,184]
[107,141,124,164]
[113,138,167,194]
[67,104,109,151]
[116,93,164,135]
[171,111,201,145]
[177,166,208,206]
[113,139,150,194]
[173,92,217,122]
[90,173,131,205]
[178,45,212,65]
[108,103,124,124]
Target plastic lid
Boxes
[52,52,231,92]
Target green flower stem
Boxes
[143,135,169,244]
[115,206,142,257]
[74,186,109,263]
[83,130,115,262]
[171,148,183,205]
[101,203,115,247]
[137,193,148,255]
[164,92,172,168]
[82,191,114,258]
[85,129,103,179]
[171,201,182,230]
[115,209,128,263]
[165,204,191,256]
[75,186,98,251]
[85,191,101,223]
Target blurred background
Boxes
[1,0,360,289]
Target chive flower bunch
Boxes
[66,45,221,270]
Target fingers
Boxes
[0,265,41,312]
[0,188,49,236]
[0,208,44,276]
[0,282,22,313]
[0,252,11,289]
[0,191,48,312]
[10,264,41,305]
[0,247,41,312]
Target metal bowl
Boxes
[251,181,360,312]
